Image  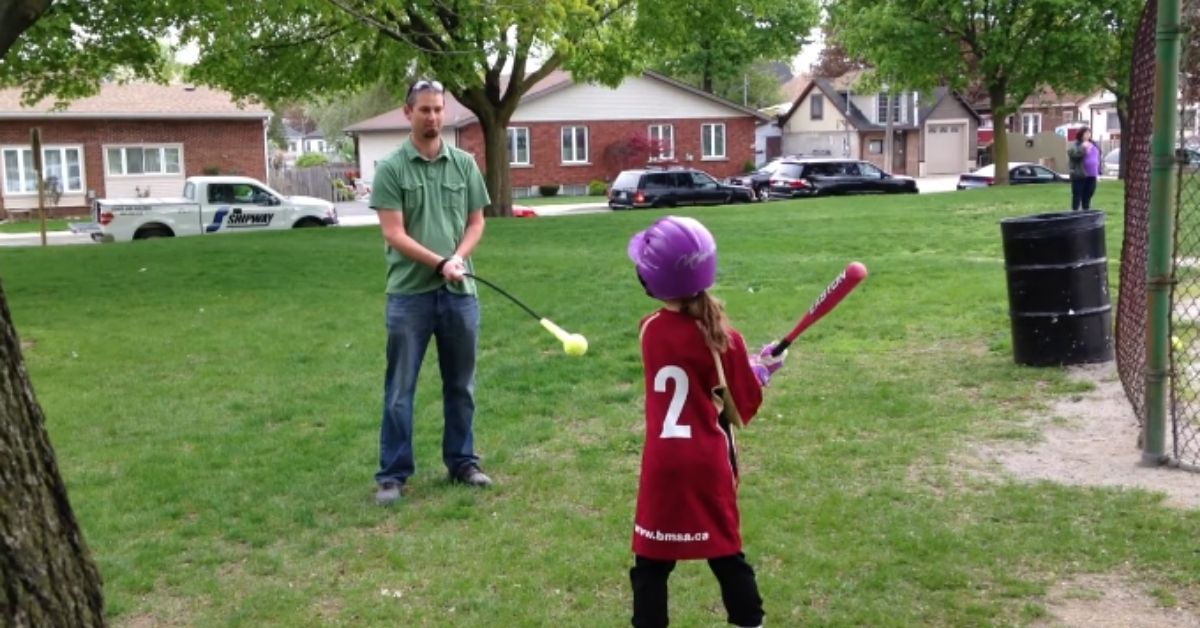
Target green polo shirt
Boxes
[370,139,490,295]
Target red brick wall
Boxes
[0,118,266,216]
[457,117,758,190]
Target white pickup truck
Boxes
[88,176,338,242]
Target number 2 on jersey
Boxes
[655,365,691,439]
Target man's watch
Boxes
[435,255,463,274]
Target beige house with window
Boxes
[777,72,980,175]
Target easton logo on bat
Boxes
[808,272,850,314]
[771,262,868,357]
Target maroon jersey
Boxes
[632,308,764,560]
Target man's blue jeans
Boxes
[376,287,480,485]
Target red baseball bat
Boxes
[771,261,868,357]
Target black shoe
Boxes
[450,464,493,487]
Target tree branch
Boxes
[249,23,349,52]
[0,0,53,59]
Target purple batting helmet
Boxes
[627,216,718,300]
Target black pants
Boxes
[1071,177,1097,210]
[630,553,764,627]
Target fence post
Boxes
[1144,0,1182,465]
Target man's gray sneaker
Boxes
[450,464,493,487]
[375,480,404,505]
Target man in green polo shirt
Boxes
[369,78,491,506]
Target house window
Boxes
[1107,112,1120,131]
[868,140,883,154]
[1182,110,1196,132]
[106,145,183,176]
[561,126,588,163]
[287,141,299,153]
[507,127,530,165]
[2,146,84,195]
[876,94,901,123]
[701,123,726,159]
[980,115,993,129]
[811,94,824,120]
[1021,113,1042,136]
[648,124,674,160]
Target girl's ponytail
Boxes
[680,291,731,353]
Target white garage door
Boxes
[925,124,965,174]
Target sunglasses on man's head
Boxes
[408,80,444,98]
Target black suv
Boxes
[767,158,918,198]
[608,166,754,209]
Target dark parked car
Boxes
[767,158,918,198]
[955,162,1068,190]
[728,158,784,201]
[608,166,754,209]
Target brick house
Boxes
[973,87,1090,142]
[0,83,269,218]
[344,71,768,196]
[777,71,980,176]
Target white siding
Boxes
[357,130,457,183]
[3,194,87,211]
[103,175,186,200]
[511,75,739,122]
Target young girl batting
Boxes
[626,216,786,628]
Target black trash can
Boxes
[999,210,1113,366]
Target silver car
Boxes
[1104,149,1120,177]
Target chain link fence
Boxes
[1117,0,1200,468]
[1171,0,1200,468]
[1172,161,1200,466]
[1115,0,1155,430]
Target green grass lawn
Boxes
[3,182,1198,626]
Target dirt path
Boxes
[972,362,1199,626]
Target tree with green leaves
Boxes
[0,0,173,105]
[642,0,817,95]
[306,82,401,164]
[178,1,646,216]
[828,0,1122,185]
[1048,0,1143,180]
[663,63,788,109]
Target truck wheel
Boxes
[293,217,326,228]
[133,226,174,239]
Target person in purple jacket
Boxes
[1066,127,1102,211]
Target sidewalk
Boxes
[334,200,609,226]
[0,229,93,247]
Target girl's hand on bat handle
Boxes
[752,342,787,386]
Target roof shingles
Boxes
[0,83,269,118]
